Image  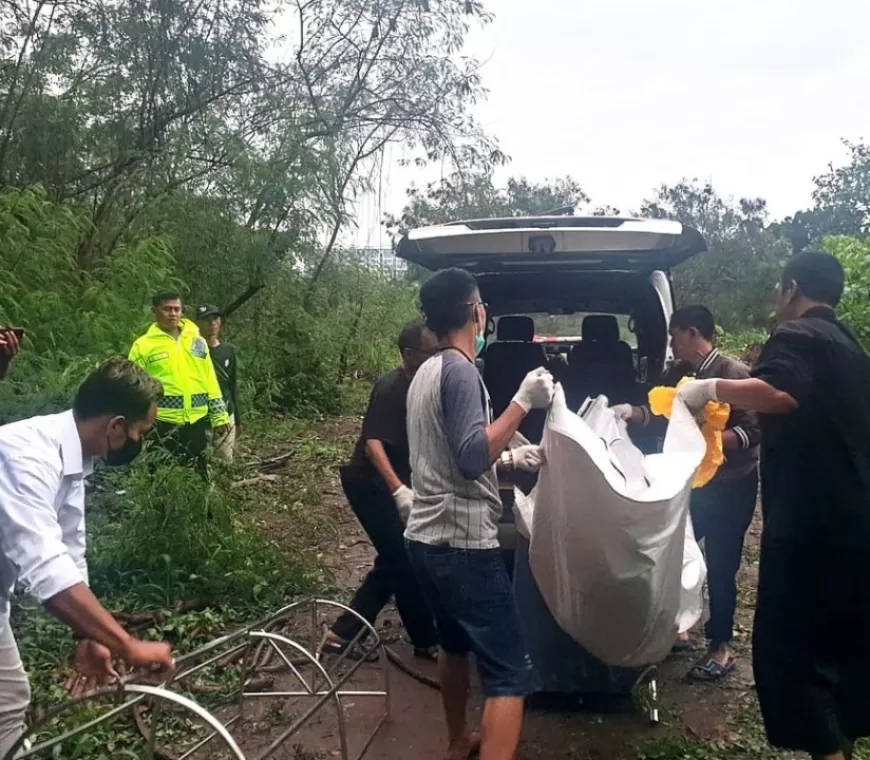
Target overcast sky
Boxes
[348,0,868,248]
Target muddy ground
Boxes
[225,417,768,760]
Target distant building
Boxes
[350,247,407,278]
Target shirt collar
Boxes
[695,347,720,375]
[800,305,837,321]
[58,410,94,478]
[147,319,194,338]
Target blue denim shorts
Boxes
[406,540,533,698]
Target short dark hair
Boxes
[419,268,478,339]
[670,305,716,341]
[781,251,845,307]
[397,320,427,354]
[152,291,182,308]
[73,357,163,422]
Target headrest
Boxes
[497,316,535,342]
[582,315,620,342]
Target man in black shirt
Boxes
[196,306,241,460]
[677,251,870,760]
[322,320,440,661]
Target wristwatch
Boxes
[499,450,514,471]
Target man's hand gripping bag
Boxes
[516,385,707,668]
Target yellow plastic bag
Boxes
[648,377,730,488]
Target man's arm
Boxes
[44,584,133,652]
[716,378,799,414]
[230,346,241,427]
[128,339,143,367]
[680,332,811,415]
[440,359,527,481]
[719,360,762,450]
[359,376,406,493]
[364,440,403,493]
[0,328,21,380]
[202,347,231,428]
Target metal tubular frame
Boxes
[6,599,390,760]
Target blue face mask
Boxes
[475,332,486,356]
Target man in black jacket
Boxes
[614,305,760,682]
[677,252,870,760]
[196,306,240,460]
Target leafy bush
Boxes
[87,457,318,608]
[717,328,768,359]
[0,186,417,421]
[824,235,870,349]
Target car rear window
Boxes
[495,314,637,349]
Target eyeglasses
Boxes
[467,301,488,311]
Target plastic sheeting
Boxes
[513,385,707,668]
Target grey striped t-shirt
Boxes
[404,348,502,549]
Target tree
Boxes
[772,140,870,253]
[0,0,499,280]
[385,168,589,234]
[640,180,789,330]
[383,168,589,281]
[812,140,870,237]
[824,236,870,349]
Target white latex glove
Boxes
[392,485,414,523]
[611,404,634,421]
[512,445,546,473]
[676,378,719,414]
[512,367,555,412]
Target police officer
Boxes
[129,292,229,470]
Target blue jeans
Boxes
[406,541,533,698]
[690,468,758,646]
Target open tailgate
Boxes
[396,216,706,274]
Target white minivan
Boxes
[397,216,707,701]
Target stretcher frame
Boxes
[3,599,390,760]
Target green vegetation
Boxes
[3,0,870,754]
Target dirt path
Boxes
[241,417,764,760]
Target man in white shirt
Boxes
[0,357,176,757]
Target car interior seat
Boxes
[482,316,548,442]
[566,315,639,411]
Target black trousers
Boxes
[690,467,758,646]
[331,468,437,649]
[154,418,209,476]
[754,544,870,755]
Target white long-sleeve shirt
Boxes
[0,410,93,628]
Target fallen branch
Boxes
[111,600,208,626]
[231,474,280,489]
[245,449,296,471]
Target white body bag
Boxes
[513,385,707,668]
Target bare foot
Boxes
[708,644,731,667]
[446,731,481,760]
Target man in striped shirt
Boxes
[405,268,554,760]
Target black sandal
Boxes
[687,656,736,682]
[320,639,379,663]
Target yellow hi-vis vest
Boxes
[128,320,231,427]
